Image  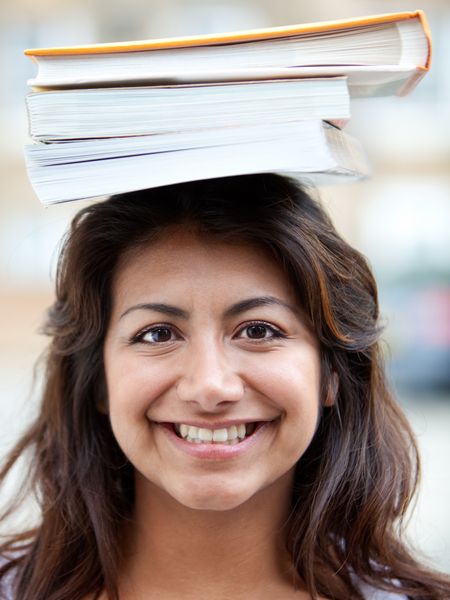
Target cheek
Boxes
[103,355,169,455]
[245,350,321,455]
[105,353,172,412]
[244,347,321,409]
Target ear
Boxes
[323,372,339,407]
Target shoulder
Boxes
[358,580,408,600]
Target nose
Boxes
[176,338,244,411]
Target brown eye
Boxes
[246,324,269,339]
[140,327,174,343]
[237,322,285,341]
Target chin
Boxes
[170,479,256,512]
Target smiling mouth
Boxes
[168,422,266,445]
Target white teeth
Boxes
[198,428,213,442]
[228,425,238,440]
[188,426,198,439]
[176,422,259,444]
[212,428,228,442]
[237,424,246,439]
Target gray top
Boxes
[359,580,408,599]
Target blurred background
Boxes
[0,0,449,574]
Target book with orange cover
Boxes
[25,10,431,97]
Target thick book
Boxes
[24,121,370,205]
[26,77,350,141]
[24,11,431,97]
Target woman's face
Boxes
[103,227,323,511]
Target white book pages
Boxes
[24,122,370,204]
[29,66,427,98]
[26,78,350,141]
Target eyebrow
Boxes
[223,296,297,318]
[119,296,297,321]
[120,302,189,320]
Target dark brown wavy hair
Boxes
[0,174,449,600]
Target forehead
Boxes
[111,226,296,307]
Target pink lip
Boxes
[155,420,275,460]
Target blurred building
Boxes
[0,0,449,573]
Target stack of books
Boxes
[23,10,431,205]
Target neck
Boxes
[119,472,301,599]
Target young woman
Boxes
[0,174,448,599]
